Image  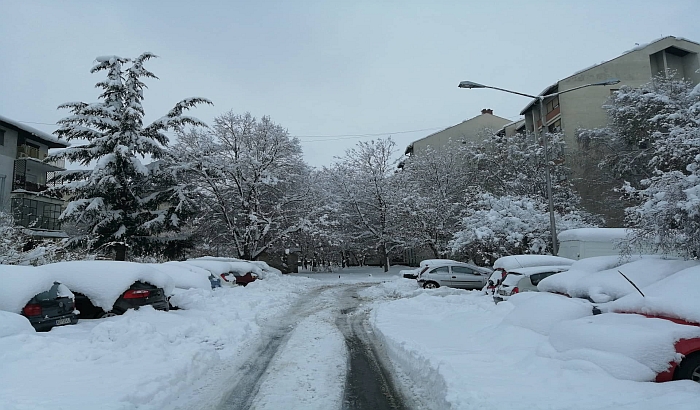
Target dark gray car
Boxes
[22,282,78,332]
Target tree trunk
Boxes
[428,242,441,259]
[115,243,126,261]
[381,243,389,273]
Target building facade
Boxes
[0,115,68,235]
[519,36,700,223]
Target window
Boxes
[451,266,475,275]
[430,266,450,274]
[0,129,4,146]
[545,96,559,113]
[529,272,559,286]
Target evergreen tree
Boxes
[48,53,211,260]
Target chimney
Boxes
[481,109,493,115]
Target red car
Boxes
[220,271,258,286]
[648,316,700,383]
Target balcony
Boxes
[546,106,560,122]
[16,145,65,169]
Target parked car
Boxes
[485,255,575,295]
[184,259,260,286]
[403,259,458,280]
[417,261,491,290]
[39,261,173,319]
[0,265,78,332]
[493,266,569,303]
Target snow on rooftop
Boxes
[38,261,174,311]
[558,228,632,242]
[0,114,68,148]
[0,265,57,314]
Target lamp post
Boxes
[458,78,620,255]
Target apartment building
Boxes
[519,36,700,223]
[405,109,511,156]
[0,115,68,235]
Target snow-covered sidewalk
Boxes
[365,279,700,410]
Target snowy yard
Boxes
[1,265,699,410]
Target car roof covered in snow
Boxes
[607,264,700,324]
[0,265,57,314]
[538,256,699,303]
[38,261,174,311]
[419,259,457,268]
[148,263,212,291]
[188,257,263,276]
[493,255,575,270]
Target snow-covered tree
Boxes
[450,193,593,265]
[169,112,313,260]
[578,75,700,257]
[327,138,404,271]
[48,53,211,260]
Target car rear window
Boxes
[529,271,559,286]
[32,282,61,301]
[502,273,523,286]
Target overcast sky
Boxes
[1,0,698,168]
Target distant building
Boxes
[405,109,511,156]
[0,115,68,236]
[519,36,700,223]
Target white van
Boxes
[557,228,631,260]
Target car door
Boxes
[450,266,485,289]
[427,265,452,286]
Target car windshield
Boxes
[32,282,61,301]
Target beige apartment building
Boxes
[0,115,68,236]
[405,109,511,156]
[520,36,700,223]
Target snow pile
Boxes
[0,265,56,314]
[0,273,316,410]
[359,276,462,300]
[38,261,174,311]
[546,313,700,381]
[493,254,574,270]
[249,260,282,277]
[501,292,593,335]
[608,265,700,324]
[181,259,233,276]
[539,256,698,302]
[0,311,35,338]
[149,262,212,291]
[190,257,265,277]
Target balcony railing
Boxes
[17,145,42,160]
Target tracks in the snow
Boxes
[218,283,409,410]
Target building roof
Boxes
[0,114,69,148]
[519,36,700,115]
[408,112,511,147]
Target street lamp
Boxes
[458,78,620,255]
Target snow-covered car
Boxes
[485,255,575,295]
[39,261,172,319]
[493,265,569,303]
[416,260,491,290]
[0,265,78,332]
[153,262,220,290]
[184,258,261,286]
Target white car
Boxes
[485,255,575,295]
[493,266,569,303]
[416,260,491,290]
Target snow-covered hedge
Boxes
[0,265,57,314]
[38,261,174,311]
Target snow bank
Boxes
[0,311,35,338]
[547,313,700,381]
[190,257,264,277]
[149,262,212,291]
[249,260,282,277]
[182,259,233,275]
[0,265,56,314]
[493,254,574,270]
[0,273,316,410]
[502,292,593,335]
[38,261,174,311]
[539,256,698,302]
[608,265,700,324]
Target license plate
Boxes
[55,318,72,326]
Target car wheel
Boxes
[98,311,118,319]
[423,281,439,289]
[675,353,700,383]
